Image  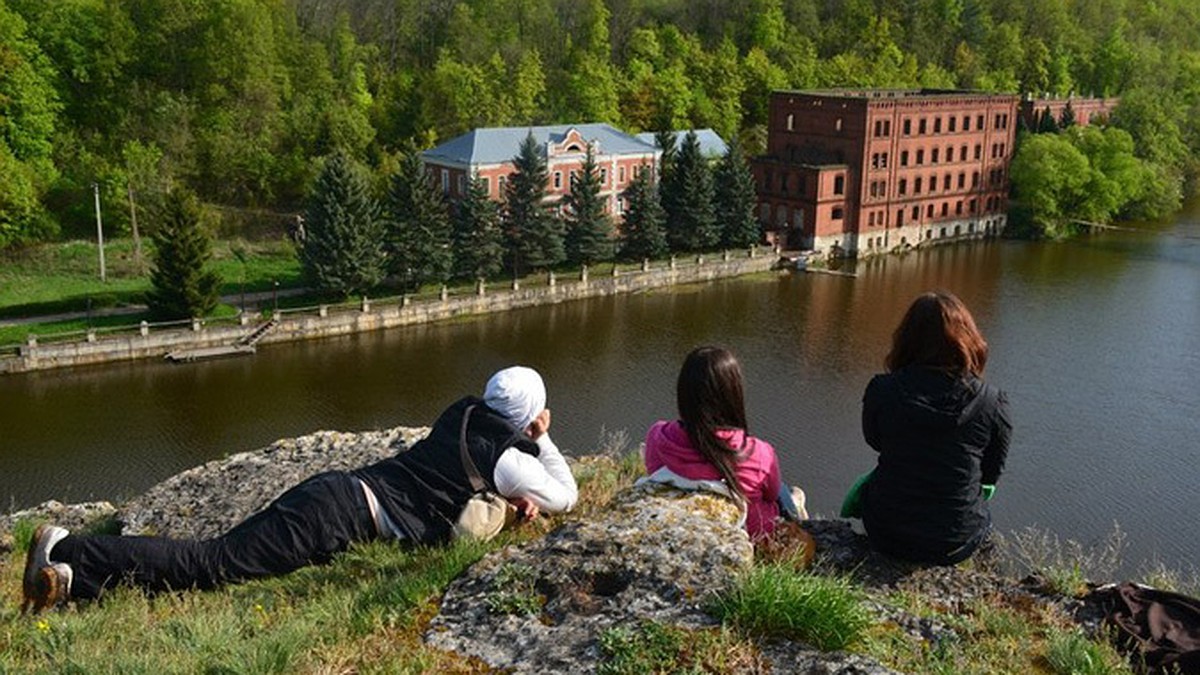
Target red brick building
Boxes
[1019,95,1118,130]
[753,89,1019,256]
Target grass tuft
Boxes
[995,525,1127,597]
[598,620,763,675]
[1045,628,1132,675]
[709,563,871,651]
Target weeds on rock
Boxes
[484,562,543,616]
[1045,627,1133,675]
[598,621,762,675]
[709,559,870,651]
[995,525,1126,596]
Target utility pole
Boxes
[93,183,107,282]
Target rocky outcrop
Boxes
[0,500,118,557]
[119,427,428,539]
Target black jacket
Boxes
[352,397,539,543]
[861,366,1011,564]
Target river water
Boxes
[2,204,1198,573]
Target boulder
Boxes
[119,427,428,539]
[0,500,118,556]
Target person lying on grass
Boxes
[22,366,577,612]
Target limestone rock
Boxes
[119,426,428,539]
[0,500,118,550]
[427,481,754,673]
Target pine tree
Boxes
[714,139,761,249]
[299,152,387,296]
[1038,105,1059,133]
[1059,99,1077,128]
[384,152,453,290]
[453,173,505,280]
[146,189,221,321]
[619,165,668,261]
[564,145,612,265]
[654,129,678,187]
[664,130,718,252]
[505,132,564,272]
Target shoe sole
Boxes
[21,524,53,614]
[31,565,64,613]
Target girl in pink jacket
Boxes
[644,346,804,538]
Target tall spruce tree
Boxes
[299,152,387,296]
[564,145,612,265]
[385,152,453,290]
[146,189,221,320]
[713,139,761,249]
[663,131,718,251]
[619,165,668,260]
[505,132,564,272]
[453,173,504,280]
[1038,105,1059,133]
[1059,100,1077,128]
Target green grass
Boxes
[0,304,241,346]
[597,621,762,674]
[1045,628,1132,675]
[709,561,871,651]
[0,238,301,319]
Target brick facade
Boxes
[753,90,1019,256]
[1019,96,1118,130]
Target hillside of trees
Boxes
[3,0,1200,249]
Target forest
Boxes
[2,0,1200,249]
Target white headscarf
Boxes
[483,366,546,432]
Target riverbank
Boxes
[0,425,1176,673]
[0,249,778,375]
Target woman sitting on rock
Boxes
[859,291,1011,565]
[643,346,806,540]
[23,366,577,612]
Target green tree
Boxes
[505,132,563,272]
[299,152,387,296]
[1038,105,1059,133]
[1059,100,1077,128]
[663,131,718,251]
[146,190,221,320]
[713,140,760,249]
[619,166,668,260]
[564,145,612,265]
[453,173,505,280]
[384,152,453,290]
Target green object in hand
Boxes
[982,484,996,500]
[840,470,874,518]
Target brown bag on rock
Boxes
[452,405,517,541]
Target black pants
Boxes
[51,471,376,600]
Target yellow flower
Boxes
[35,620,50,633]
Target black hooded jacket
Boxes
[860,366,1011,564]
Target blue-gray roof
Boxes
[634,129,728,158]
[422,123,658,166]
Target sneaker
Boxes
[21,524,69,613]
[26,563,73,613]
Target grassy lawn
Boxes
[0,238,302,320]
[0,305,241,347]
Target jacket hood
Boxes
[645,421,749,474]
[892,367,986,429]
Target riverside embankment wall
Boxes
[1,251,778,375]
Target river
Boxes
[2,204,1198,574]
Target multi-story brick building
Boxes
[752,89,1019,256]
[1019,95,1118,130]
[421,124,662,218]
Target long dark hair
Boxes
[676,346,749,498]
[886,290,989,377]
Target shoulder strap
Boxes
[459,404,488,493]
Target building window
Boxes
[995,114,1002,129]
[834,175,845,195]
[919,118,927,134]
[914,177,922,194]
[832,206,844,220]
[943,174,951,190]
[960,144,968,160]
[972,171,980,187]
[897,209,904,226]
[928,204,935,218]
[926,229,933,240]
[940,226,947,237]
[553,171,562,189]
[881,152,888,168]
[787,113,794,131]
[498,175,507,195]
[934,117,942,133]
[869,211,875,226]
[600,168,607,185]
[441,169,450,194]
[962,115,970,131]
[457,174,465,194]
[912,205,920,221]
[974,144,982,160]
[884,120,891,136]
[874,120,883,137]
[780,173,788,193]
[869,181,877,198]
[1000,142,1006,157]
[481,177,490,195]
[957,173,965,189]
[932,148,940,164]
[946,146,954,162]
[872,153,880,169]
[970,198,977,213]
[956,201,963,215]
[941,203,949,216]
[899,178,907,195]
[917,149,925,165]
[835,117,843,131]
[904,119,912,135]
[977,114,984,129]
[949,116,957,132]
[881,180,887,195]
[901,150,909,166]
[619,166,626,184]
